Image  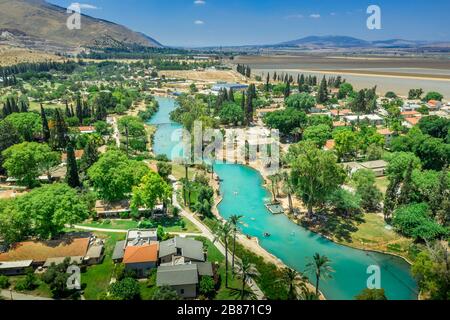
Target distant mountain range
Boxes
[276,35,446,49]
[0,0,162,54]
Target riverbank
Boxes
[244,160,415,265]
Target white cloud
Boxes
[310,14,321,19]
[79,4,99,10]
[330,12,336,16]
[194,20,205,25]
[194,0,206,5]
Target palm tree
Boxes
[277,267,309,300]
[282,171,294,214]
[236,258,259,300]
[268,175,278,203]
[214,222,232,288]
[306,253,334,297]
[229,215,243,274]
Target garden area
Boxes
[78,216,200,234]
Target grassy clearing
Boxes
[81,232,125,300]
[375,177,389,194]
[79,216,200,234]
[7,276,53,298]
[338,213,414,260]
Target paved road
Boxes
[0,290,53,301]
[172,182,266,300]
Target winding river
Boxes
[148,96,418,300]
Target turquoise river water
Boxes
[148,96,418,300]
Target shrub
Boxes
[199,276,216,299]
[392,203,448,241]
[0,275,10,289]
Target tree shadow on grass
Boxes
[301,212,365,243]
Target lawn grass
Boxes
[81,232,125,300]
[8,276,53,298]
[338,213,414,260]
[194,236,243,300]
[375,176,389,194]
[79,216,200,234]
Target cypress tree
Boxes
[81,139,99,171]
[66,143,80,188]
[384,178,400,221]
[317,76,329,104]
[65,100,72,118]
[10,98,19,113]
[76,96,83,124]
[284,81,291,98]
[266,73,270,92]
[398,160,415,205]
[53,109,68,150]
[246,89,253,124]
[229,88,235,102]
[40,104,51,142]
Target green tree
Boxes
[80,138,99,172]
[214,222,232,288]
[229,214,243,273]
[0,184,89,241]
[356,288,388,300]
[263,108,307,136]
[2,142,59,188]
[334,129,360,162]
[40,105,51,142]
[352,169,383,212]
[411,242,449,300]
[306,253,334,297]
[152,285,179,300]
[52,109,68,150]
[0,120,21,174]
[219,102,244,125]
[88,150,150,202]
[199,276,216,299]
[285,93,316,113]
[337,83,353,99]
[317,76,329,104]
[66,143,80,188]
[131,171,172,214]
[236,258,259,300]
[303,124,332,148]
[278,267,310,300]
[108,278,141,300]
[4,112,41,142]
[289,142,346,216]
[423,91,443,102]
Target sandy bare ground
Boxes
[0,45,63,66]
[160,70,247,83]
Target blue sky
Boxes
[49,0,450,47]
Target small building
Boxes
[343,115,383,126]
[211,83,249,92]
[156,264,199,298]
[403,117,420,128]
[112,229,158,264]
[77,126,96,134]
[377,128,394,145]
[427,100,442,110]
[123,244,158,278]
[0,260,33,276]
[159,237,206,264]
[343,160,388,177]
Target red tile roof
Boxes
[61,150,84,162]
[405,117,420,126]
[324,139,336,150]
[123,244,158,264]
[377,128,393,135]
[0,238,90,263]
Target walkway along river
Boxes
[148,96,418,300]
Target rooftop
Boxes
[159,237,205,262]
[123,244,158,264]
[156,264,199,287]
[0,238,90,263]
[0,260,33,269]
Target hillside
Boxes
[0,0,162,54]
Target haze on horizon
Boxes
[49,0,450,47]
